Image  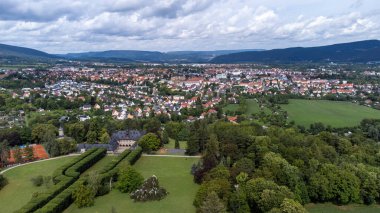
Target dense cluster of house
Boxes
[3,64,380,122]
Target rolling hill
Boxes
[0,43,57,60]
[60,49,261,63]
[211,40,380,63]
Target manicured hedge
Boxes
[52,149,97,183]
[15,148,106,213]
[34,147,143,213]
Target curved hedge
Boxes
[15,148,106,213]
[34,147,143,213]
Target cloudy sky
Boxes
[0,0,379,53]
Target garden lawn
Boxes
[81,156,116,176]
[282,99,380,127]
[306,203,380,213]
[164,138,188,150]
[0,157,76,213]
[65,156,200,213]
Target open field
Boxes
[306,203,380,213]
[65,156,199,213]
[281,99,380,127]
[224,99,269,115]
[0,157,76,213]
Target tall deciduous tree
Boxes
[200,191,227,213]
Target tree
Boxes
[99,131,111,144]
[162,130,169,144]
[279,198,307,213]
[13,146,23,163]
[194,179,231,207]
[229,189,250,213]
[138,133,161,153]
[73,183,95,208]
[174,138,180,149]
[116,165,144,193]
[86,131,97,144]
[144,118,161,134]
[23,145,34,161]
[0,140,10,166]
[57,137,77,155]
[200,191,227,213]
[31,124,57,144]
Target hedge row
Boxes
[35,147,143,213]
[15,148,106,213]
[52,149,97,184]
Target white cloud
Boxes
[0,0,378,53]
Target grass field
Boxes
[164,138,188,150]
[282,99,380,127]
[81,156,116,176]
[306,203,380,213]
[0,157,76,213]
[224,99,269,115]
[65,156,200,213]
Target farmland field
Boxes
[281,99,380,127]
[65,156,199,213]
[0,156,76,213]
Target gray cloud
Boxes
[0,0,378,53]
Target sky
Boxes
[0,0,379,53]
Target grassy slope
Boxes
[65,156,199,213]
[282,99,380,127]
[0,157,76,213]
[306,203,380,213]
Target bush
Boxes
[0,174,7,190]
[31,175,44,187]
[130,175,168,202]
[15,148,106,213]
[138,133,161,153]
[116,166,144,193]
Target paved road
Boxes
[0,154,80,175]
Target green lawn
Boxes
[0,157,76,213]
[164,138,188,150]
[281,99,380,127]
[81,156,116,176]
[65,156,200,213]
[306,203,380,213]
[224,99,270,115]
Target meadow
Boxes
[224,99,270,115]
[281,99,380,127]
[65,156,199,213]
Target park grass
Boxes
[164,138,188,150]
[65,156,200,213]
[306,203,380,213]
[0,156,76,213]
[81,156,116,176]
[281,99,380,128]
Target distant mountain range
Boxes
[58,49,261,63]
[211,40,380,63]
[0,40,379,64]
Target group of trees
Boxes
[190,120,380,212]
